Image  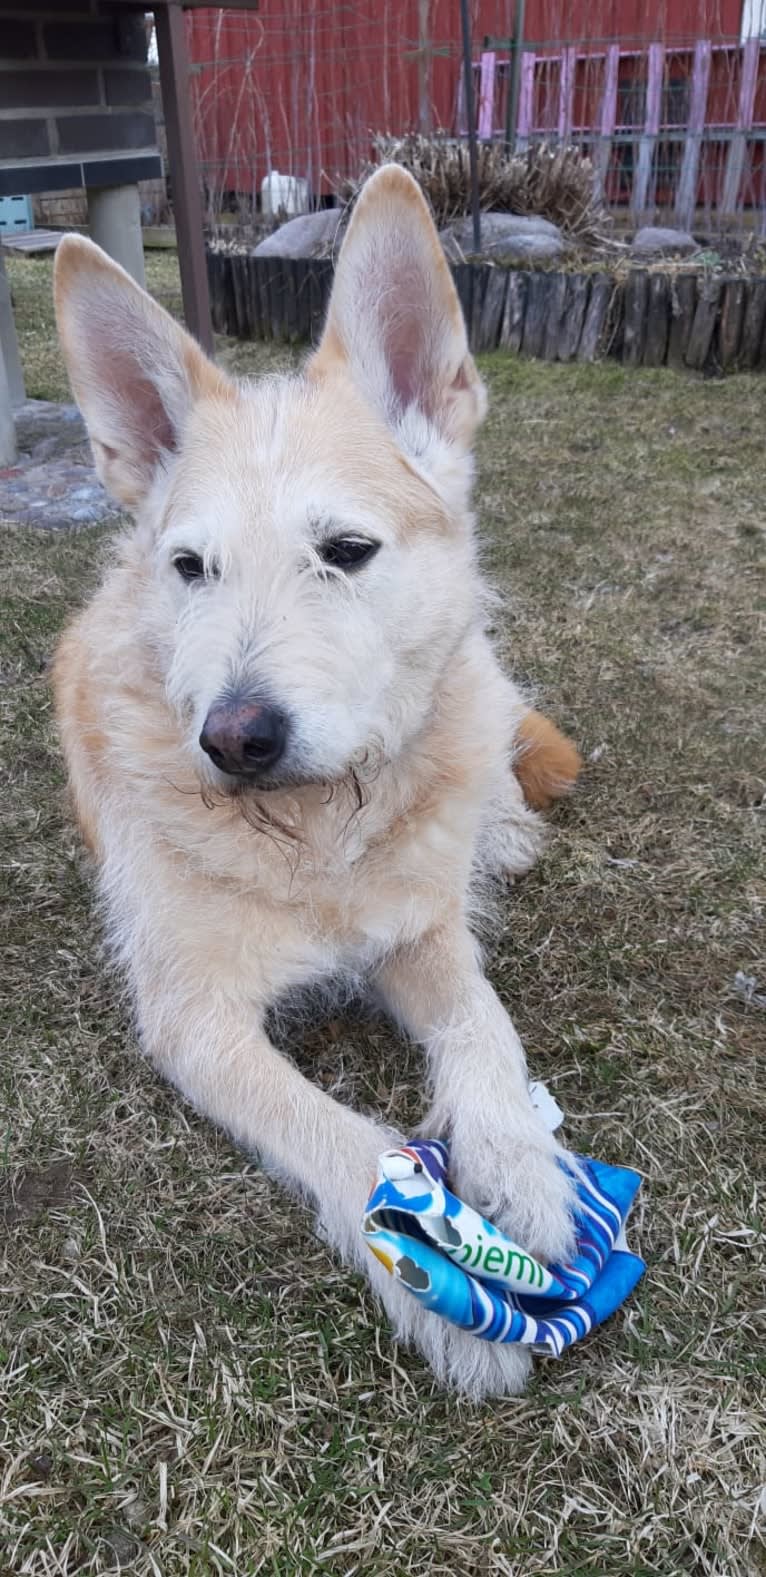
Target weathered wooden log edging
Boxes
[205,247,766,373]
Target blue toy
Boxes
[362,1105,644,1356]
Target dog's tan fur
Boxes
[53,166,581,1398]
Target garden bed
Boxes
[205,248,766,373]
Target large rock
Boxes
[253,208,341,259]
[440,212,565,263]
[631,226,697,257]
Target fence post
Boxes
[459,0,481,253]
[154,1,214,354]
[675,40,712,229]
[594,44,619,200]
[632,42,664,220]
[721,38,759,220]
[505,0,526,152]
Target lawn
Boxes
[1,250,764,1576]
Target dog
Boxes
[52,165,581,1399]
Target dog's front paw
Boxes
[365,1254,533,1399]
[448,1122,578,1269]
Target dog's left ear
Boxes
[309,165,486,453]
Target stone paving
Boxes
[0,399,119,529]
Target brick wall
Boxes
[32,67,168,227]
[0,4,162,200]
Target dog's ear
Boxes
[54,236,230,508]
[309,165,486,452]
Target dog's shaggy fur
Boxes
[53,166,581,1398]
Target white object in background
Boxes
[261,171,309,219]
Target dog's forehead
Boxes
[169,373,431,544]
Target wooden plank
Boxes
[217,251,237,338]
[577,274,612,362]
[452,263,474,336]
[521,272,550,358]
[267,259,283,341]
[516,53,536,151]
[557,273,589,361]
[594,44,619,200]
[478,51,496,139]
[206,249,225,335]
[476,267,508,351]
[718,276,746,371]
[500,271,528,352]
[643,273,670,366]
[684,276,722,370]
[293,258,311,340]
[542,272,568,361]
[558,46,576,141]
[254,259,272,341]
[675,41,711,228]
[631,42,664,220]
[622,269,649,367]
[283,260,300,343]
[246,255,263,340]
[308,259,333,344]
[233,254,251,339]
[666,273,697,369]
[721,38,759,218]
[470,266,489,351]
[740,277,766,369]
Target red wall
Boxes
[188,1,747,197]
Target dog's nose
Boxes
[199,700,288,777]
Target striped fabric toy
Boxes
[362,1138,645,1356]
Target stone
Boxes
[253,208,341,259]
[631,226,697,258]
[440,212,565,263]
[0,399,118,530]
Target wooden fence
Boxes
[461,40,766,223]
[206,249,766,372]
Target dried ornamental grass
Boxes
[338,134,611,246]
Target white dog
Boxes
[53,165,581,1398]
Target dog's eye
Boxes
[318,537,380,572]
[173,552,206,583]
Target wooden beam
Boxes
[154,0,214,353]
[558,46,576,141]
[675,40,711,228]
[721,38,759,218]
[516,52,536,151]
[632,42,664,220]
[594,44,619,199]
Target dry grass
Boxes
[1,252,765,1575]
[340,135,610,245]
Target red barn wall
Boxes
[188,1,748,198]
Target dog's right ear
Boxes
[54,236,230,508]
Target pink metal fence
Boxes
[462,38,766,224]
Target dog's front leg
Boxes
[375,922,577,1269]
[133,967,540,1397]
[133,974,397,1267]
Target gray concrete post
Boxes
[86,183,146,286]
[0,247,26,408]
[0,352,15,466]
